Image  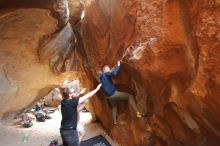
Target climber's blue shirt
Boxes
[100,65,120,96]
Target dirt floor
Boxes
[0,108,118,146]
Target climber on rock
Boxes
[100,60,146,125]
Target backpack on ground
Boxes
[36,113,45,122]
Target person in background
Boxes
[76,87,87,143]
[77,102,86,142]
[21,112,35,128]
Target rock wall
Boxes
[0,0,85,118]
[0,0,219,146]
[81,0,220,145]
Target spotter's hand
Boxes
[80,88,86,94]
[97,83,102,89]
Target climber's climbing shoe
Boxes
[114,121,126,125]
[136,112,148,118]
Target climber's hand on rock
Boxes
[117,61,121,66]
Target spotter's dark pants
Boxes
[60,129,79,146]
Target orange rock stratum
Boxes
[0,0,219,145]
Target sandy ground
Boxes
[0,109,118,146]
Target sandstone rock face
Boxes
[43,88,62,107]
[68,0,83,25]
[0,0,70,27]
[0,8,58,116]
[81,0,220,145]
[39,23,74,74]
[0,0,84,118]
[0,0,219,146]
